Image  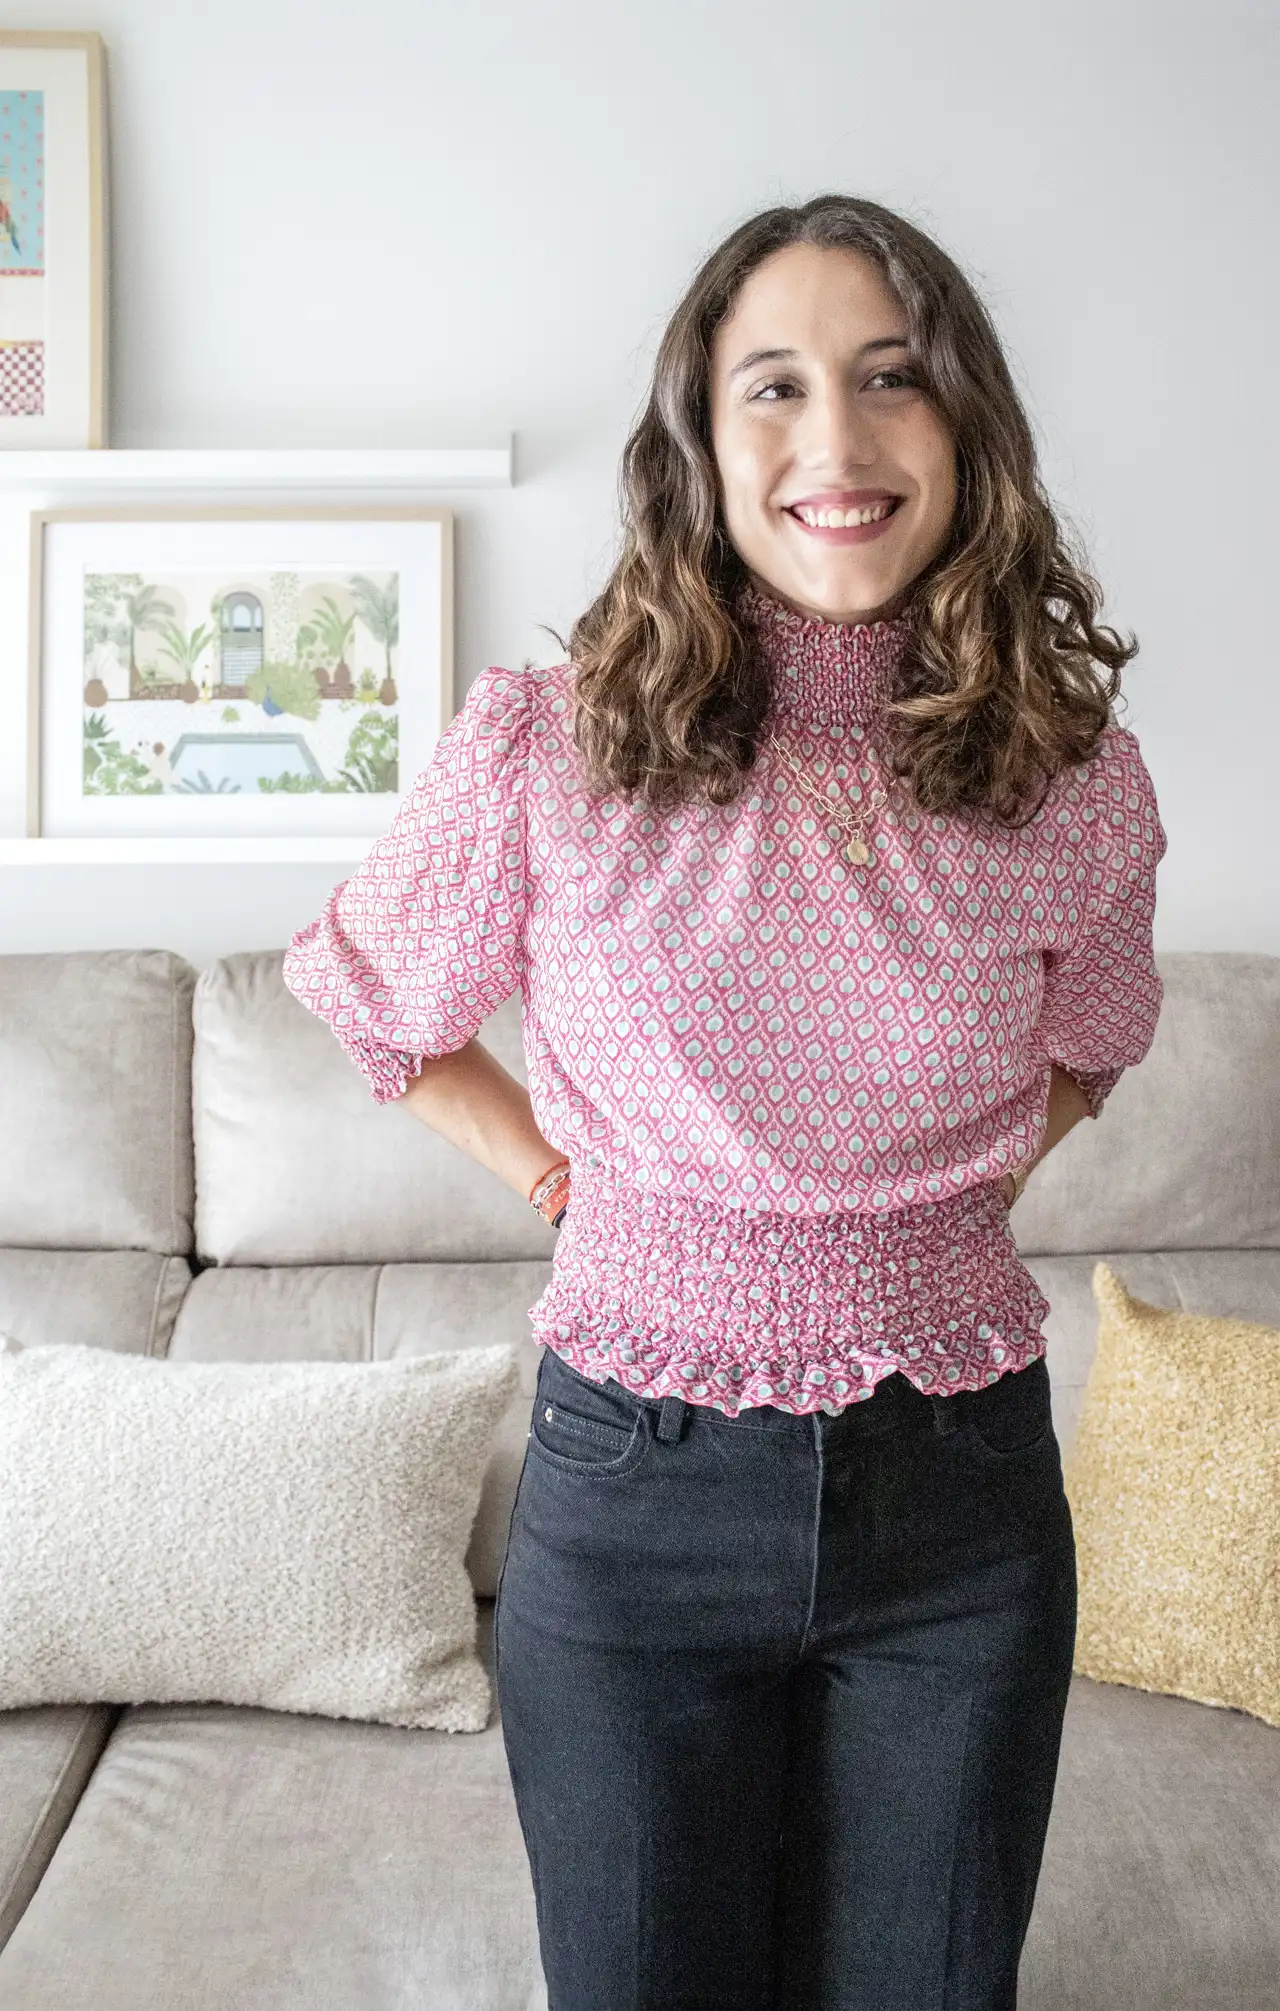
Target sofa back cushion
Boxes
[0,951,195,1256]
[1015,952,1280,1255]
[194,952,555,1265]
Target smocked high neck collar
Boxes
[737,581,912,727]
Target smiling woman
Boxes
[283,190,1167,2011]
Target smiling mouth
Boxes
[787,498,903,529]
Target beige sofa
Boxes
[0,945,1276,2011]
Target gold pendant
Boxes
[845,836,870,865]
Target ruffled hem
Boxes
[535,1327,1050,1419]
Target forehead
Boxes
[713,243,905,369]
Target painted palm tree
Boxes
[308,597,357,693]
[154,620,216,687]
[349,574,399,681]
[123,585,177,696]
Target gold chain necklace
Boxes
[764,730,890,867]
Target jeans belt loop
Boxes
[931,1392,958,1436]
[656,1394,688,1444]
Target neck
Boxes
[736,580,912,728]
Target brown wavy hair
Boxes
[567,193,1137,826]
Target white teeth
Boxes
[796,502,896,529]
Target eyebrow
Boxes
[727,335,911,380]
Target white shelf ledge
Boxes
[0,837,376,865]
[0,445,513,488]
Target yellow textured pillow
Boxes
[1063,1264,1280,1728]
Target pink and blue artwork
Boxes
[0,87,44,272]
[0,86,45,417]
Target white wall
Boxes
[3,0,1276,964]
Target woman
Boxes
[283,194,1166,2010]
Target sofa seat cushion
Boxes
[0,1605,543,2011]
[0,1250,191,1359]
[0,951,196,1256]
[1018,1672,1280,2010]
[167,1259,548,1596]
[1,1634,1276,2011]
[0,1705,118,1956]
[1023,1249,1280,1459]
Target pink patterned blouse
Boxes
[283,584,1167,1416]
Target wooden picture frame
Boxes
[0,30,107,448]
[27,504,454,846]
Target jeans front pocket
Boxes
[527,1348,652,1479]
[956,1352,1056,1460]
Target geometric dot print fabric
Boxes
[283,583,1167,1416]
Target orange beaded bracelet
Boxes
[528,1156,571,1228]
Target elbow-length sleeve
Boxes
[282,663,533,1103]
[1027,726,1168,1119]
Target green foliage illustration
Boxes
[83,573,143,662]
[257,772,350,793]
[83,712,163,795]
[120,584,176,683]
[349,574,399,675]
[154,619,215,680]
[339,710,398,793]
[308,596,356,669]
[173,771,240,794]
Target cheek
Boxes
[925,426,953,518]
[914,428,959,542]
[713,425,777,530]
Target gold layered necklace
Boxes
[764,730,891,867]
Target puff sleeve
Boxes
[282,663,533,1103]
[1026,726,1168,1119]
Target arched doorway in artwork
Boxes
[220,592,265,687]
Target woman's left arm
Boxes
[999,1065,1094,1204]
[1002,729,1169,1208]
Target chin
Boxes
[772,565,908,625]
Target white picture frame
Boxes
[28,504,454,843]
[0,31,106,449]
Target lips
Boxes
[786,496,904,530]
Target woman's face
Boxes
[709,243,958,624]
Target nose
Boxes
[794,375,879,474]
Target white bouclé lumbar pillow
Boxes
[0,1336,519,1732]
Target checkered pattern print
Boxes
[284,585,1167,1415]
[0,340,44,417]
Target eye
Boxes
[866,368,919,391]
[748,379,801,403]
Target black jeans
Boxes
[495,1343,1077,2011]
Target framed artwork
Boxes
[28,505,454,841]
[0,31,106,447]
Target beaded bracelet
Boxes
[528,1156,571,1229]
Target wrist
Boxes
[1002,1165,1032,1208]
[528,1156,570,1227]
